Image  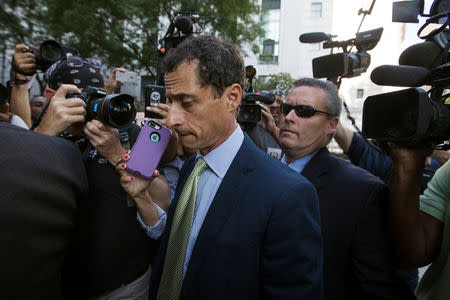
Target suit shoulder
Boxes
[327,154,385,187]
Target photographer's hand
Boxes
[84,120,126,166]
[259,103,280,144]
[13,44,36,75]
[146,103,169,127]
[34,84,85,136]
[105,67,127,94]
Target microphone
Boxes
[174,15,193,34]
[399,41,443,69]
[370,65,431,87]
[299,32,333,43]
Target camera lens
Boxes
[39,40,65,71]
[150,132,160,143]
[109,95,135,127]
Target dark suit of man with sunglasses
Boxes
[278,78,415,300]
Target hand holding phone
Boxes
[126,120,171,179]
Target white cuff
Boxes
[136,203,167,240]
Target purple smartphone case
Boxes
[126,120,171,179]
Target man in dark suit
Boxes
[118,35,323,300]
[0,122,88,299]
[277,78,415,300]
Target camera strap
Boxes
[118,129,131,151]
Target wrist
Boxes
[108,148,127,167]
[34,124,57,136]
[9,77,28,87]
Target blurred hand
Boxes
[105,67,127,94]
[84,119,126,164]
[146,103,169,127]
[13,44,36,75]
[258,102,280,143]
[34,84,85,136]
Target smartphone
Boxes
[116,71,139,82]
[126,120,172,179]
[144,84,166,119]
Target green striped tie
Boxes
[156,157,208,300]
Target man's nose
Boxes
[166,106,184,129]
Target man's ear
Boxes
[328,117,339,136]
[44,88,56,101]
[223,83,242,112]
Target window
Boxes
[259,8,280,64]
[357,88,364,99]
[262,0,280,10]
[311,2,322,18]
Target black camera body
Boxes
[237,91,275,124]
[66,86,136,128]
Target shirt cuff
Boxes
[137,203,167,240]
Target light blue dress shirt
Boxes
[281,151,318,173]
[138,125,244,276]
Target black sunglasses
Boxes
[280,103,335,118]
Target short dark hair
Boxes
[291,78,342,117]
[162,35,245,98]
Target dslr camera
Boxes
[362,0,449,148]
[66,86,136,128]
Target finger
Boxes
[84,121,104,138]
[62,98,86,109]
[146,106,167,116]
[54,84,81,99]
[115,67,128,73]
[64,115,86,124]
[64,106,87,117]
[15,53,36,64]
[155,103,169,111]
[14,44,29,53]
[15,63,36,71]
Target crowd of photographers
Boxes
[0,31,449,300]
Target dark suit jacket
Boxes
[301,148,415,300]
[149,135,323,300]
[0,123,88,300]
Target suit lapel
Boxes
[301,147,330,190]
[182,136,257,288]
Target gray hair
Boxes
[290,78,342,117]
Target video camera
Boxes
[362,0,450,148]
[237,66,276,125]
[66,86,136,128]
[299,27,383,80]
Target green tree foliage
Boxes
[42,0,264,79]
[255,72,294,91]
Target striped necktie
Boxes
[156,157,208,300]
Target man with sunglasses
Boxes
[33,57,168,300]
[278,78,415,300]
